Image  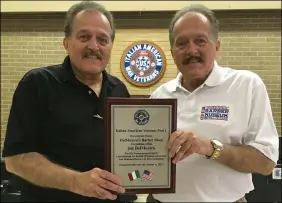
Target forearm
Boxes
[216,144,276,175]
[5,152,79,191]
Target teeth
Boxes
[86,55,98,59]
[190,59,200,63]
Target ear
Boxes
[63,38,69,51]
[215,39,220,52]
[170,48,176,62]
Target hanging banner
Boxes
[120,40,166,87]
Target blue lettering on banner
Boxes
[121,41,166,87]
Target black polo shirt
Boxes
[2,56,131,202]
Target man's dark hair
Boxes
[64,1,115,42]
[169,4,219,47]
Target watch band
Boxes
[206,139,223,160]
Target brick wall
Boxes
[1,10,281,149]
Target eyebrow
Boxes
[76,29,89,35]
[98,33,110,39]
[76,29,110,39]
[176,33,208,41]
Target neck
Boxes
[181,71,211,92]
[73,68,103,87]
[181,78,204,92]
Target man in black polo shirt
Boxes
[2,1,135,202]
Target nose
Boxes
[186,42,199,55]
[88,38,99,51]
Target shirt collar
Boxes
[204,61,223,87]
[170,61,224,92]
[60,55,117,86]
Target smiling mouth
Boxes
[183,57,202,65]
[84,53,102,60]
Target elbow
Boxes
[260,169,273,176]
[4,157,17,174]
[259,161,276,176]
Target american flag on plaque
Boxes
[142,170,154,181]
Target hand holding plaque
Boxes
[104,98,176,194]
[71,168,125,200]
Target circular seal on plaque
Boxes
[120,40,166,87]
[134,110,150,125]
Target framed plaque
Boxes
[104,98,176,194]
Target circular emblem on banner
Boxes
[134,110,149,125]
[120,40,166,87]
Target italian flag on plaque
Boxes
[128,170,140,181]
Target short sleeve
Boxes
[2,72,42,157]
[115,82,130,98]
[243,78,279,164]
[149,91,156,99]
[123,83,130,98]
[150,86,163,99]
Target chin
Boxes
[181,63,201,73]
[185,62,203,69]
[81,66,104,75]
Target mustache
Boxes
[183,55,203,64]
[83,51,102,60]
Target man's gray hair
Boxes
[64,1,115,42]
[169,4,219,47]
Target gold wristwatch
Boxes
[206,139,224,160]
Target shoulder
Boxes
[20,64,62,84]
[150,78,178,98]
[106,73,130,96]
[221,66,265,88]
[107,73,126,86]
